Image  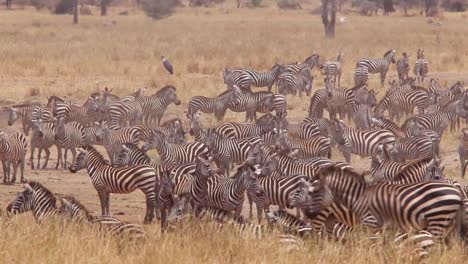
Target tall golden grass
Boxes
[1,216,466,263]
[1,5,468,263]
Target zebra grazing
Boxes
[458,128,468,178]
[0,131,27,184]
[54,118,85,169]
[187,85,241,122]
[143,130,209,166]
[355,49,396,86]
[206,163,264,218]
[385,135,436,163]
[7,181,57,222]
[267,210,312,237]
[305,165,465,253]
[69,146,158,223]
[396,52,410,82]
[414,49,429,84]
[374,87,430,121]
[30,120,56,169]
[237,63,286,92]
[215,113,278,139]
[57,195,146,239]
[277,68,312,97]
[321,52,343,88]
[330,119,395,163]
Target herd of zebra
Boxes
[2,48,468,259]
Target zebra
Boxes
[278,113,321,139]
[108,98,144,128]
[370,144,443,183]
[30,119,56,169]
[330,119,396,163]
[277,68,312,97]
[139,85,182,126]
[55,97,100,126]
[0,131,27,184]
[458,128,468,178]
[31,105,54,123]
[223,68,253,90]
[187,85,241,122]
[354,66,369,87]
[69,145,158,223]
[6,181,58,223]
[285,54,322,74]
[385,135,436,163]
[54,118,85,169]
[374,87,430,121]
[355,49,396,86]
[236,63,286,92]
[402,96,468,137]
[142,130,209,166]
[196,128,262,175]
[274,129,331,159]
[215,113,278,139]
[352,89,377,130]
[5,103,41,136]
[303,165,465,250]
[206,163,264,218]
[321,52,343,88]
[267,210,312,237]
[225,88,275,122]
[414,49,429,84]
[95,123,146,164]
[396,52,410,82]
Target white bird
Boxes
[161,56,174,75]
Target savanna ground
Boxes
[1,2,468,263]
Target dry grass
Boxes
[1,4,468,263]
[1,216,466,264]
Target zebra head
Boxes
[6,190,33,217]
[114,144,133,167]
[288,177,333,219]
[246,142,265,166]
[367,90,377,107]
[303,54,321,69]
[142,130,165,151]
[196,155,221,178]
[155,85,181,106]
[424,159,445,182]
[69,147,88,173]
[85,96,100,112]
[6,107,18,126]
[57,194,93,223]
[31,119,44,138]
[384,49,397,63]
[330,119,347,146]
[188,112,203,137]
[237,163,264,197]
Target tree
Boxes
[73,0,78,24]
[321,0,337,38]
[101,0,108,15]
[142,0,178,20]
[383,0,395,14]
[6,0,12,9]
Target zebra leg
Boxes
[63,149,68,169]
[2,160,7,183]
[256,198,263,224]
[105,192,111,216]
[43,148,51,169]
[160,204,167,233]
[55,146,62,169]
[11,161,18,184]
[247,192,254,219]
[30,145,35,170]
[98,192,109,216]
[380,72,386,87]
[38,148,43,169]
[144,197,155,224]
[19,159,26,183]
[70,148,77,167]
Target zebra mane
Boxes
[217,88,237,97]
[27,181,57,206]
[81,145,107,161]
[383,49,395,58]
[154,85,176,96]
[12,103,41,108]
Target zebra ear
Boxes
[24,183,34,193]
[77,147,86,154]
[122,144,129,151]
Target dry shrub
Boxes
[277,0,302,9]
[80,5,93,15]
[28,87,41,97]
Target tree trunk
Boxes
[101,0,107,16]
[383,0,395,15]
[321,0,336,38]
[73,0,78,24]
